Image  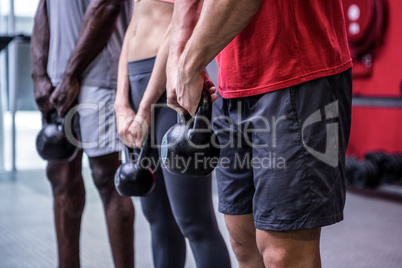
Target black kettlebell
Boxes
[161,87,220,177]
[114,137,155,196]
[36,111,78,161]
[345,157,358,185]
[382,153,402,183]
[353,160,380,188]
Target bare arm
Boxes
[50,0,127,116]
[115,12,137,146]
[168,0,261,116]
[63,0,127,78]
[31,0,54,117]
[115,15,134,109]
[167,0,203,70]
[139,24,172,115]
[166,0,203,114]
[180,0,261,75]
[128,24,173,148]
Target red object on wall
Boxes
[342,0,402,158]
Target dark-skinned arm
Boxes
[50,0,127,116]
[169,0,262,116]
[31,0,54,117]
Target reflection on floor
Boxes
[1,170,402,268]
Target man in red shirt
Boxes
[167,0,352,267]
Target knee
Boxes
[178,219,207,242]
[46,161,82,196]
[46,162,61,185]
[259,247,290,268]
[257,229,321,268]
[46,162,85,216]
[109,198,134,222]
[91,166,116,196]
[230,236,259,264]
[260,247,316,268]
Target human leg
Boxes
[162,172,231,268]
[78,85,134,267]
[139,166,186,268]
[46,150,85,268]
[256,228,321,268]
[209,95,264,267]
[224,214,264,268]
[249,70,352,266]
[128,57,186,268]
[89,153,134,268]
[151,99,230,267]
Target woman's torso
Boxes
[127,0,173,61]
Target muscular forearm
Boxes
[31,0,50,79]
[64,0,126,79]
[139,24,172,112]
[180,0,261,74]
[168,0,203,66]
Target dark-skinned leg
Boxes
[225,214,264,268]
[256,228,322,268]
[46,150,85,268]
[88,152,134,268]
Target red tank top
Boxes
[216,0,353,99]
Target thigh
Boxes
[88,152,121,189]
[139,107,181,231]
[225,214,256,246]
[149,101,219,228]
[140,163,175,222]
[256,228,321,267]
[78,85,122,158]
[127,57,180,224]
[46,150,84,191]
[212,95,254,216]
[251,70,352,231]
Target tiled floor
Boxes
[1,170,402,268]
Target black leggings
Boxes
[128,57,231,268]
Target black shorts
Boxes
[212,69,352,231]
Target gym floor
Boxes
[1,112,402,267]
[0,170,402,268]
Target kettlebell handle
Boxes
[178,112,192,123]
[138,136,151,163]
[124,135,151,165]
[177,86,212,127]
[193,87,212,131]
[45,110,66,126]
[124,146,135,163]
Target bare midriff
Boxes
[127,0,173,61]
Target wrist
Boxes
[114,99,131,110]
[31,72,49,80]
[137,101,152,117]
[179,44,205,77]
[63,70,79,81]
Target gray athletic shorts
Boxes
[76,85,122,157]
[212,69,352,231]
